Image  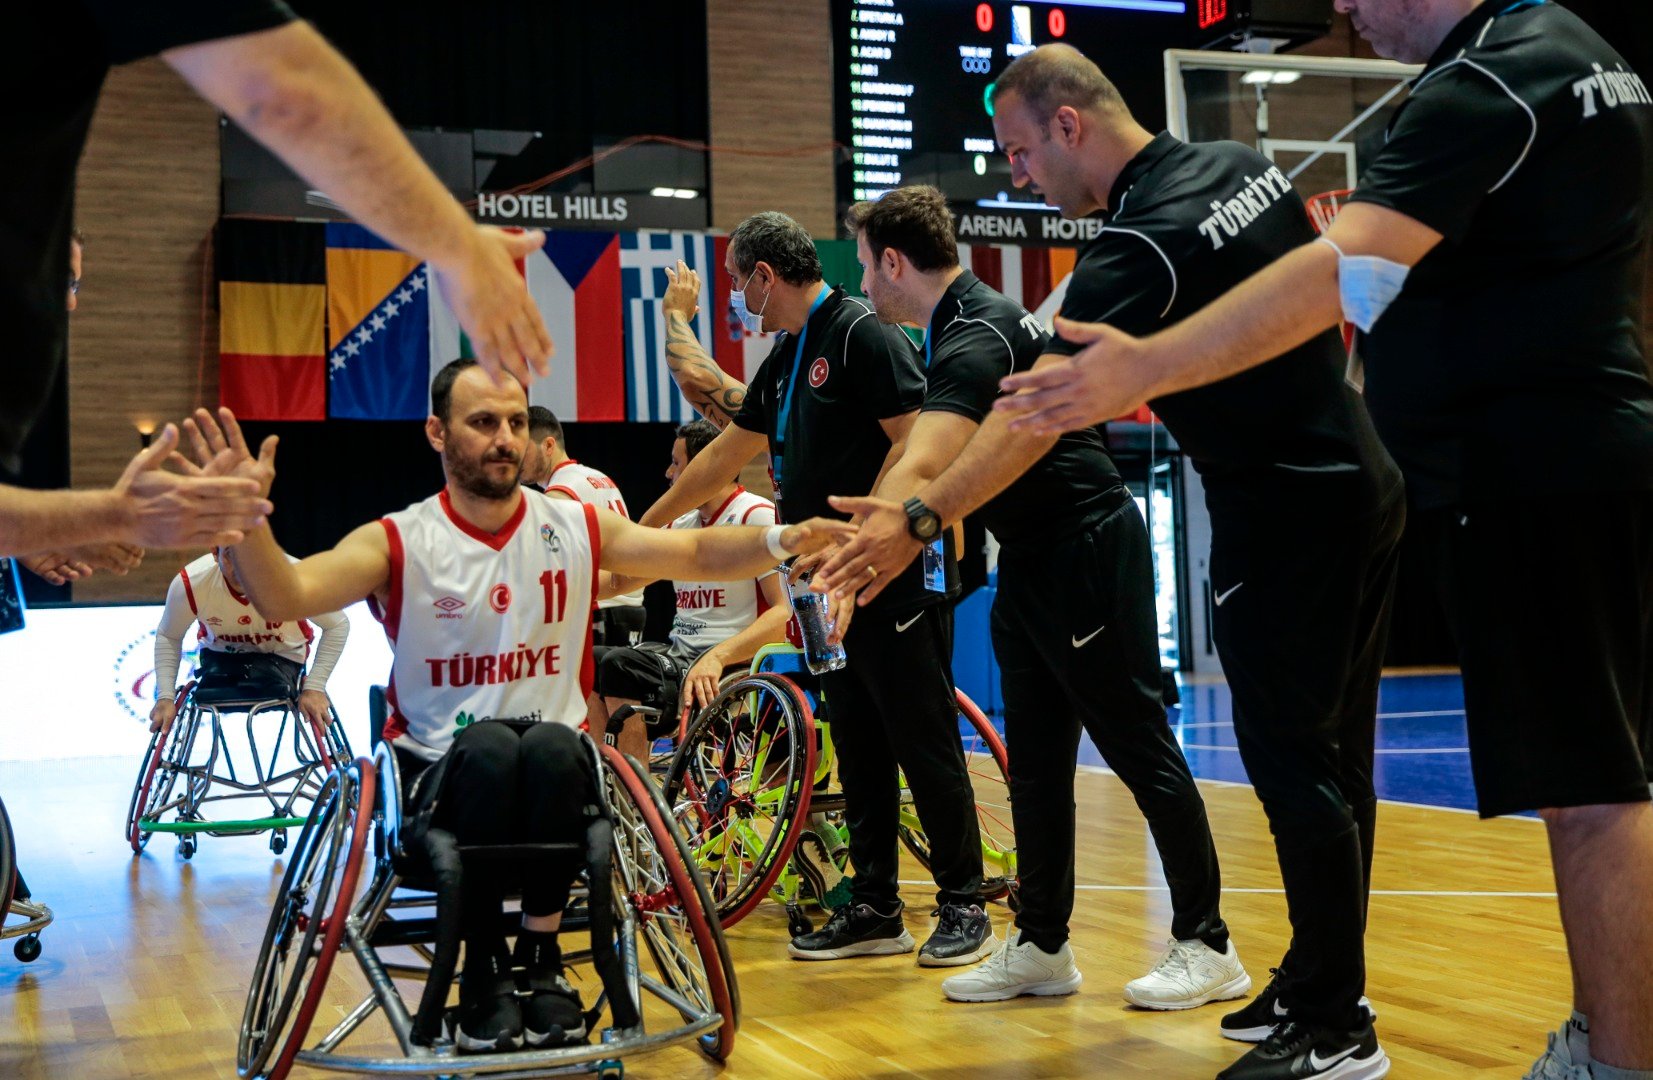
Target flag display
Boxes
[326,224,429,420]
[428,233,624,422]
[218,220,326,420]
[220,222,1078,426]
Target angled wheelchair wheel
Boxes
[602,745,738,1062]
[897,689,1018,904]
[0,797,15,919]
[127,710,199,855]
[662,673,816,928]
[237,758,375,1080]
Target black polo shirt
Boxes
[919,270,1125,546]
[1349,0,1653,508]
[733,285,955,612]
[1048,133,1400,521]
[4,1,294,470]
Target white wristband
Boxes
[764,525,790,559]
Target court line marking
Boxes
[1177,744,1470,755]
[898,880,1556,898]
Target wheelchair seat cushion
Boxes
[191,650,304,705]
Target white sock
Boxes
[1568,1011,1591,1062]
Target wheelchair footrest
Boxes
[139,816,307,834]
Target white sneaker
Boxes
[940,928,1083,1003]
[1124,938,1252,1011]
[1521,1024,1589,1080]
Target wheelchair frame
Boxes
[127,678,353,858]
[237,730,738,1080]
[0,796,52,963]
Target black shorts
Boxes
[593,642,690,736]
[1430,494,1653,816]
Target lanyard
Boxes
[771,287,831,496]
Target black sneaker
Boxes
[513,933,587,1048]
[917,903,996,968]
[456,952,523,1053]
[1221,969,1378,1044]
[786,901,915,961]
[1216,1020,1389,1079]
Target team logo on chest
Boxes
[490,584,512,614]
[540,524,562,553]
[238,615,253,625]
[808,356,829,388]
[434,596,466,620]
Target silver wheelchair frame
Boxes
[237,728,739,1079]
[127,676,353,858]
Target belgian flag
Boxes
[218,219,327,420]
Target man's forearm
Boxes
[171,23,475,269]
[705,605,792,669]
[639,432,762,528]
[1143,241,1341,398]
[0,486,126,555]
[229,527,308,622]
[666,312,747,429]
[920,414,1055,528]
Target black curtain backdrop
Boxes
[283,0,710,191]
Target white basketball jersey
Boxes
[544,460,643,610]
[179,553,313,665]
[373,489,598,761]
[666,488,777,657]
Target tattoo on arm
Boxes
[665,313,747,429]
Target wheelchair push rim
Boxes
[238,758,375,1080]
[661,673,816,929]
[601,745,738,1062]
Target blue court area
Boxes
[1082,673,1483,813]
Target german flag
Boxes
[218,220,326,420]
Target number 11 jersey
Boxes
[371,489,599,761]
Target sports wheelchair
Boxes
[236,723,738,1080]
[655,643,1018,934]
[0,796,52,963]
[127,653,352,859]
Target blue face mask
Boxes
[1318,237,1411,333]
[729,270,770,334]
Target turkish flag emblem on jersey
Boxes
[490,584,512,614]
[808,356,829,388]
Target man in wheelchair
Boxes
[593,418,791,756]
[183,360,848,1054]
[149,546,349,732]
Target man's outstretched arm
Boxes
[163,21,552,383]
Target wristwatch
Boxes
[903,497,943,542]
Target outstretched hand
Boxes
[178,407,279,499]
[431,226,554,386]
[778,517,858,558]
[994,318,1156,434]
[812,494,921,607]
[662,260,702,321]
[111,424,271,548]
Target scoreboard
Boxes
[833,0,1245,239]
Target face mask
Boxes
[729,270,770,334]
[1318,237,1410,333]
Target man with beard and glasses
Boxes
[180,360,849,1055]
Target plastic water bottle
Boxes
[786,568,848,674]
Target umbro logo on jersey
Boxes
[489,584,512,614]
[205,617,222,626]
[434,596,466,620]
[809,356,830,388]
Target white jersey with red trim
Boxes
[373,489,599,761]
[666,487,777,658]
[178,553,315,664]
[543,459,642,610]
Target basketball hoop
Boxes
[1306,189,1361,387]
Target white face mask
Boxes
[729,269,770,334]
[1318,237,1410,333]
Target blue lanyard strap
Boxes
[771,287,832,496]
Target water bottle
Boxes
[786,567,848,674]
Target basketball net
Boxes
[1305,189,1364,392]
